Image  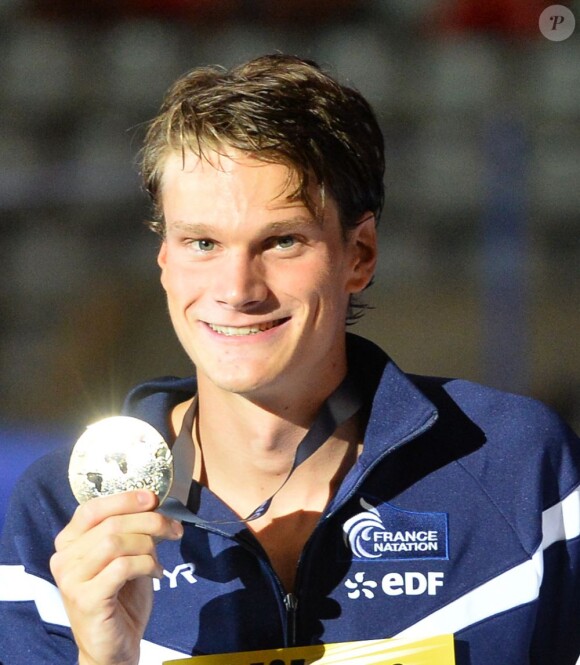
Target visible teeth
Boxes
[208,320,280,336]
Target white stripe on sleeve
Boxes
[0,564,70,627]
[396,486,580,639]
[0,564,188,661]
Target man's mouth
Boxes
[206,318,289,336]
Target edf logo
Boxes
[382,571,444,596]
[345,571,444,599]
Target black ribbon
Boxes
[159,373,363,528]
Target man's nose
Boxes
[214,252,268,310]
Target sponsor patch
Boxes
[342,496,448,561]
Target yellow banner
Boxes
[164,633,455,665]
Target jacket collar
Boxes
[346,333,439,467]
[323,334,439,511]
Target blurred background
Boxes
[1,0,579,448]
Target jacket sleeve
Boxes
[446,379,580,663]
[529,409,580,664]
[0,449,78,664]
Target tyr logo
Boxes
[153,563,197,591]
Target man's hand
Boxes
[50,490,183,665]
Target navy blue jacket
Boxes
[1,335,579,664]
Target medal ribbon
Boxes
[159,373,363,527]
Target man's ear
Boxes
[346,213,378,294]
[157,241,168,290]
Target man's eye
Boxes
[276,236,297,250]
[192,239,215,252]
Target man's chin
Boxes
[199,368,278,398]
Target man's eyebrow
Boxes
[166,216,322,236]
[262,215,323,232]
[166,221,214,235]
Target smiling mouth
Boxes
[206,318,289,336]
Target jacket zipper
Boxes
[284,592,299,646]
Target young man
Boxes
[1,54,579,665]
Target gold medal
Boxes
[68,416,173,505]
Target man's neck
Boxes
[190,369,359,515]
[196,386,323,496]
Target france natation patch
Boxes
[342,496,449,561]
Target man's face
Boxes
[157,149,376,406]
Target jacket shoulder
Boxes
[1,446,76,573]
[411,374,580,512]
